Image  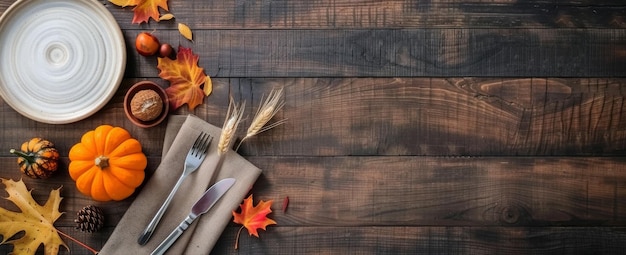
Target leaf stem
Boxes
[57,229,99,254]
[234,225,245,250]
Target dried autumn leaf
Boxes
[282,196,289,213]
[157,46,208,110]
[159,13,175,21]
[178,23,193,41]
[232,195,276,249]
[0,179,68,255]
[108,0,139,7]
[204,76,213,96]
[108,0,169,24]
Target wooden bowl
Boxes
[124,81,169,128]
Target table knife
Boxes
[150,178,236,255]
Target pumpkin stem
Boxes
[9,149,35,163]
[95,156,110,169]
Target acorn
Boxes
[75,205,105,233]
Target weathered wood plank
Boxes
[2,156,626,254]
[1,78,626,157]
[215,77,626,156]
[99,0,626,29]
[121,29,626,78]
[4,225,624,254]
[211,226,626,254]
[245,156,626,227]
[1,156,624,230]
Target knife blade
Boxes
[150,178,236,255]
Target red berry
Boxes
[135,32,160,56]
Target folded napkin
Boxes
[100,115,262,255]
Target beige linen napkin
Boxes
[100,115,262,255]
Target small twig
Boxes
[57,229,99,254]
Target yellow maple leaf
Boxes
[108,0,168,24]
[157,46,210,110]
[0,179,67,255]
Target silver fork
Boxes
[138,132,213,245]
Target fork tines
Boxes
[192,132,212,157]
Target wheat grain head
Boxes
[218,98,245,155]
[245,87,285,139]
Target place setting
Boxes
[0,0,284,254]
[100,115,264,254]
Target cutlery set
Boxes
[137,132,236,254]
[151,178,235,255]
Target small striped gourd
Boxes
[10,138,60,179]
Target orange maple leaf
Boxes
[157,46,211,110]
[108,0,169,24]
[232,195,276,249]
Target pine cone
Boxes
[75,205,104,233]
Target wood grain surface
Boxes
[1,0,625,254]
[120,29,626,78]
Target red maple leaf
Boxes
[232,195,277,249]
[157,46,212,110]
[108,0,169,24]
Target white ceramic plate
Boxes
[0,0,125,124]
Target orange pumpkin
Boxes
[69,125,147,201]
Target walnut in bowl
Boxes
[130,89,163,121]
[124,81,169,128]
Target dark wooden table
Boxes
[2,0,626,254]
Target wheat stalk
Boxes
[218,98,245,155]
[236,87,285,151]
